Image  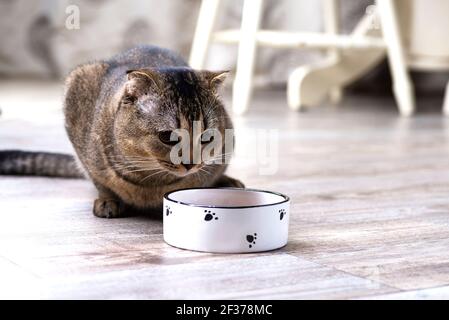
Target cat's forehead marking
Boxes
[179,112,205,131]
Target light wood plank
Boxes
[1,80,449,299]
[363,285,449,300]
[29,255,395,299]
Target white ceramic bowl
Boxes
[163,188,290,253]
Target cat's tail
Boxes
[0,150,84,178]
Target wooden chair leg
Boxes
[189,0,222,69]
[232,0,264,115]
[377,0,415,116]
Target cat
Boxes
[0,45,244,218]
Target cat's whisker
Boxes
[193,171,204,183]
[204,152,233,162]
[199,170,212,182]
[123,167,160,174]
[111,163,144,170]
[109,159,159,166]
[110,159,157,164]
[198,167,212,176]
[111,162,157,169]
[107,154,159,161]
[204,158,229,164]
[198,168,211,175]
[139,169,167,183]
[203,165,215,173]
[112,165,158,177]
[162,171,172,182]
[111,159,163,172]
[123,157,159,162]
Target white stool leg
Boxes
[287,9,385,111]
[287,65,310,111]
[324,0,342,104]
[189,0,222,69]
[232,0,264,115]
[377,0,415,116]
[443,81,449,116]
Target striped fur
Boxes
[0,150,83,178]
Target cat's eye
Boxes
[158,131,179,146]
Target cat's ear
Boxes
[124,69,162,102]
[126,69,162,90]
[201,70,229,90]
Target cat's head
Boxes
[111,67,232,182]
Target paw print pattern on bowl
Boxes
[165,206,173,216]
[204,210,218,221]
[246,233,258,248]
[279,209,287,220]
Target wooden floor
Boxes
[1,79,449,299]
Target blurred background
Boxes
[1,0,448,96]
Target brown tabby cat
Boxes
[0,45,244,218]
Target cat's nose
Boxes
[183,164,196,171]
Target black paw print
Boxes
[246,233,257,248]
[165,206,173,216]
[279,209,286,220]
[204,210,218,221]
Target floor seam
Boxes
[284,253,402,295]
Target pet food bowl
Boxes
[163,188,290,253]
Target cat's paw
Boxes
[93,198,121,218]
[214,175,245,188]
